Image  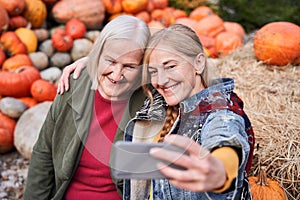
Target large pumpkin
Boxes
[249,166,287,200]
[0,5,9,33]
[0,66,41,97]
[0,0,25,16]
[0,111,16,154]
[30,79,57,102]
[22,0,47,28]
[52,0,105,30]
[253,21,300,66]
[0,31,27,56]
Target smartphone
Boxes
[111,141,188,180]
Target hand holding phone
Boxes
[111,141,188,180]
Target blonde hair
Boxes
[142,24,211,142]
[87,15,150,89]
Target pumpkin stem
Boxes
[255,166,269,186]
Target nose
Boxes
[111,64,124,81]
[156,70,169,86]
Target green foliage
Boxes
[217,0,300,33]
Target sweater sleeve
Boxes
[211,146,239,193]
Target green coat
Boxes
[23,69,145,200]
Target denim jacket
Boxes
[123,78,252,200]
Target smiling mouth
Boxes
[161,83,179,92]
[108,77,123,84]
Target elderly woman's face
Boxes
[97,39,143,101]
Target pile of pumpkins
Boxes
[0,1,298,199]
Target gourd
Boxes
[51,28,73,52]
[0,0,25,16]
[2,54,33,71]
[253,21,300,66]
[0,66,41,97]
[30,79,57,102]
[52,0,105,30]
[0,111,16,154]
[65,19,87,39]
[121,0,148,14]
[249,166,287,200]
[0,31,27,56]
[22,0,47,28]
[15,27,38,53]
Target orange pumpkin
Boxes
[30,79,57,102]
[135,11,151,23]
[150,0,168,9]
[0,31,27,56]
[147,20,165,35]
[0,5,9,33]
[249,166,287,200]
[254,21,300,66]
[151,8,175,27]
[8,15,28,30]
[189,6,214,21]
[173,9,187,19]
[121,0,148,14]
[15,27,38,53]
[0,111,16,154]
[0,0,25,16]
[51,28,73,52]
[223,21,246,41]
[65,18,87,39]
[18,97,38,108]
[215,31,243,57]
[175,17,198,30]
[194,14,225,38]
[0,66,41,97]
[2,54,33,71]
[22,0,47,28]
[102,0,122,14]
[52,0,105,30]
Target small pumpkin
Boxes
[102,0,122,14]
[194,14,225,38]
[151,8,175,27]
[121,0,148,14]
[0,5,9,33]
[8,15,28,30]
[65,18,87,39]
[22,0,47,28]
[223,21,246,41]
[2,54,33,71]
[0,31,27,56]
[253,21,300,66]
[52,0,105,30]
[249,166,287,200]
[189,6,214,21]
[0,66,41,97]
[215,31,243,57]
[0,111,16,154]
[51,28,73,52]
[135,11,151,23]
[0,0,25,16]
[15,27,38,53]
[150,0,168,9]
[30,79,57,102]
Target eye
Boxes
[148,69,157,76]
[165,65,176,70]
[106,59,116,64]
[124,64,136,69]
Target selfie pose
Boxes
[57,24,255,200]
[121,24,255,200]
[23,15,150,200]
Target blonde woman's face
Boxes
[97,39,143,101]
[147,43,204,105]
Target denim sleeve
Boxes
[201,110,250,166]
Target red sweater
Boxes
[65,90,128,200]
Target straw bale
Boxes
[210,41,300,200]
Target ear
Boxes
[194,53,206,75]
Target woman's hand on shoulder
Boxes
[150,134,227,192]
[57,57,88,94]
